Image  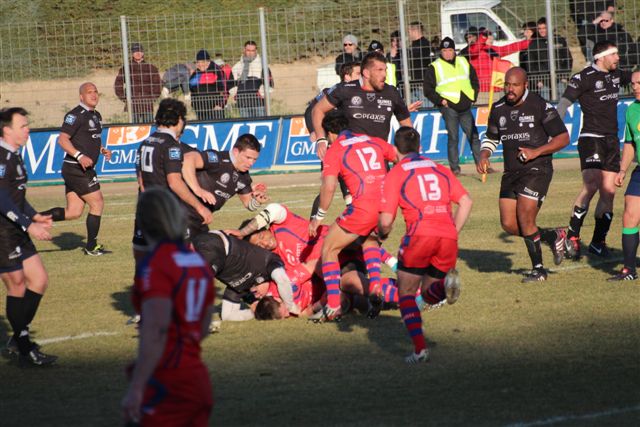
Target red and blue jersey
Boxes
[133,242,215,370]
[270,205,327,271]
[323,131,397,203]
[380,153,467,240]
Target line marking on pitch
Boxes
[504,404,640,427]
[38,331,118,345]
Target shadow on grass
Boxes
[458,247,515,273]
[110,289,135,318]
[38,231,85,252]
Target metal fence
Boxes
[1,0,638,128]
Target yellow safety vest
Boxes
[431,56,475,104]
[386,62,397,86]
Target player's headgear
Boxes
[322,110,349,135]
[593,40,617,60]
[394,126,421,154]
[255,296,283,320]
[233,134,261,153]
[155,98,187,127]
[136,188,186,243]
[191,231,230,274]
[0,107,28,137]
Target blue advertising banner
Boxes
[22,99,634,181]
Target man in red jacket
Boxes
[468,29,531,93]
[114,43,162,124]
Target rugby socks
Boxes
[23,289,43,327]
[380,248,398,270]
[622,227,639,272]
[540,228,559,246]
[591,212,613,244]
[6,296,31,355]
[363,247,382,295]
[523,230,544,269]
[568,206,588,238]
[40,207,65,221]
[422,279,446,305]
[380,278,398,303]
[86,213,102,250]
[322,261,342,309]
[399,295,426,354]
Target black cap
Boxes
[196,49,211,61]
[465,26,479,37]
[368,40,384,52]
[131,42,144,53]
[440,37,455,50]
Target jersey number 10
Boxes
[417,174,441,201]
[140,146,155,173]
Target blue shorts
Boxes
[625,167,640,197]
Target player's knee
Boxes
[65,207,83,220]
[500,220,518,236]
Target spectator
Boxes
[468,28,531,93]
[214,53,234,106]
[335,34,362,76]
[571,0,615,57]
[161,63,195,100]
[114,43,162,124]
[528,17,573,100]
[368,40,396,86]
[519,21,538,72]
[408,21,434,105]
[585,11,636,70]
[189,49,227,121]
[458,26,478,61]
[230,41,274,118]
[386,31,403,86]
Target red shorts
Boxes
[141,364,213,427]
[398,235,458,274]
[336,202,377,237]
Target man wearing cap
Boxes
[368,40,396,86]
[189,49,227,121]
[335,34,362,76]
[114,43,162,124]
[556,40,633,260]
[424,37,481,176]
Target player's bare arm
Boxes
[309,175,337,237]
[166,172,212,224]
[453,194,473,232]
[311,96,335,159]
[377,212,395,240]
[57,132,93,170]
[182,151,215,205]
[615,143,635,187]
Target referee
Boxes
[41,83,112,256]
[556,41,633,259]
[478,68,569,282]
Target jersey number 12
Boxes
[355,147,381,171]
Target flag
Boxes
[490,58,513,91]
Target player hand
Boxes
[78,155,93,171]
[308,217,321,238]
[408,100,423,112]
[121,386,143,425]
[316,140,328,161]
[196,204,213,225]
[197,189,216,206]
[252,183,269,203]
[32,213,53,227]
[517,147,538,163]
[476,158,490,175]
[101,147,112,162]
[224,229,243,238]
[27,222,52,241]
[614,170,626,187]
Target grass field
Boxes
[1,162,639,426]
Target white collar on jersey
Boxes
[0,138,18,153]
[79,102,94,111]
[156,127,178,140]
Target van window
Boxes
[451,13,508,44]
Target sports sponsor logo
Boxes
[220,173,230,184]
[499,116,507,127]
[500,132,530,141]
[599,93,618,101]
[214,189,231,199]
[401,160,436,170]
[89,119,96,128]
[168,147,181,160]
[586,153,601,163]
[64,114,76,125]
[339,135,370,146]
[207,151,218,163]
[510,110,519,121]
[229,272,253,287]
[377,98,392,107]
[16,164,23,177]
[0,164,6,178]
[523,186,539,197]
[595,81,604,90]
[352,112,386,121]
[366,93,376,102]
[351,96,362,106]
[518,115,535,123]
[7,211,19,223]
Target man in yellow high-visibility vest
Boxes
[424,37,483,176]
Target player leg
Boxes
[516,195,547,282]
[589,170,617,257]
[81,188,105,255]
[608,175,640,280]
[397,269,429,363]
[498,198,520,236]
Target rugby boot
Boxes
[521,267,548,283]
[588,241,611,258]
[19,348,58,366]
[444,268,461,305]
[549,228,566,266]
[84,243,106,256]
[405,348,430,364]
[564,236,581,260]
[606,268,638,281]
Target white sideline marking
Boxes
[37,331,118,345]
[505,404,640,427]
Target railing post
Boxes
[398,0,412,102]
[259,7,271,116]
[119,15,133,123]
[545,0,558,101]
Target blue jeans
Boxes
[440,106,480,172]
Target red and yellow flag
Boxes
[490,58,514,91]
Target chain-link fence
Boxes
[1,0,638,128]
